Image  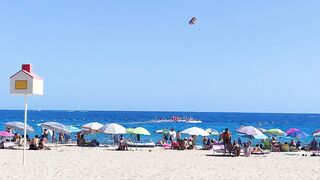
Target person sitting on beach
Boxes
[243,143,251,157]
[310,138,318,151]
[270,137,280,152]
[203,138,212,150]
[29,135,39,150]
[78,135,86,147]
[232,140,241,156]
[288,139,297,151]
[289,139,296,148]
[171,141,179,150]
[202,136,208,149]
[38,138,51,150]
[59,133,65,144]
[41,135,49,143]
[43,129,49,140]
[0,141,4,149]
[187,138,194,150]
[183,138,189,150]
[12,133,21,143]
[296,140,302,150]
[117,137,128,151]
[26,135,31,142]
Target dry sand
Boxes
[0,145,319,180]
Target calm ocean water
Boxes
[0,110,319,145]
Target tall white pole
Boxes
[23,94,28,165]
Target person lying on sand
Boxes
[251,144,266,154]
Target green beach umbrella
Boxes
[264,128,285,136]
[126,128,135,134]
[132,127,151,136]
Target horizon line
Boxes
[0,109,319,115]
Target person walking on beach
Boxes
[222,128,232,155]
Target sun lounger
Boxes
[212,143,225,155]
[4,142,17,149]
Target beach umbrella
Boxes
[5,121,34,133]
[206,128,219,136]
[100,123,126,135]
[181,127,210,136]
[312,130,320,137]
[258,128,266,133]
[236,126,263,136]
[67,125,81,133]
[39,122,71,134]
[286,129,308,139]
[82,122,103,133]
[131,127,151,136]
[0,131,14,137]
[286,128,299,135]
[264,128,285,136]
[252,134,268,140]
[126,128,135,134]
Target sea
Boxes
[0,110,319,145]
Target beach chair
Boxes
[4,142,17,149]
[212,143,225,156]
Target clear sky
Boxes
[0,1,320,113]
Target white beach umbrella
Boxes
[82,122,103,133]
[181,127,210,136]
[39,122,71,134]
[5,121,34,133]
[236,126,263,136]
[100,123,126,135]
[206,128,219,136]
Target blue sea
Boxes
[0,110,319,145]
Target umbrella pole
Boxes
[23,94,28,165]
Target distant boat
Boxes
[147,116,202,124]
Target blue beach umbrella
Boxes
[253,134,268,140]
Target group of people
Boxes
[76,132,100,147]
[28,135,50,150]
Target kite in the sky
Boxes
[189,17,198,25]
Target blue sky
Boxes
[0,1,320,113]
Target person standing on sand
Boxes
[169,128,176,143]
[222,128,232,155]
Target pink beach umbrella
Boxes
[286,128,299,135]
[312,130,320,136]
[0,131,14,137]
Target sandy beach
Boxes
[1,145,319,180]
